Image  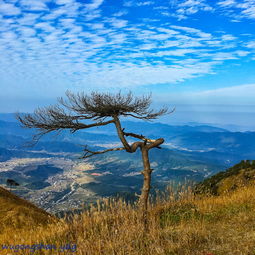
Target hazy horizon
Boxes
[1,103,255,132]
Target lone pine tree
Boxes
[17,91,170,225]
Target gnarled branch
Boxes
[146,138,164,150]
[113,116,132,152]
[81,146,125,159]
[123,132,157,143]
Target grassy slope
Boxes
[194,160,255,195]
[0,186,55,233]
[1,184,255,255]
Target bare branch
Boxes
[81,146,125,159]
[146,138,164,150]
[57,90,170,120]
[16,110,114,142]
[113,116,132,152]
[123,132,157,143]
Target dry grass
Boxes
[1,185,255,255]
[0,186,55,235]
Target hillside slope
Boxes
[194,160,255,195]
[1,181,255,254]
[0,186,55,232]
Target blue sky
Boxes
[0,0,255,127]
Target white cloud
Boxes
[123,1,134,7]
[212,52,237,61]
[157,27,179,35]
[112,10,128,17]
[217,0,235,7]
[55,0,75,4]
[171,25,212,39]
[217,0,255,20]
[20,0,48,11]
[35,22,55,32]
[159,41,180,48]
[137,1,154,6]
[42,9,66,20]
[19,26,36,36]
[221,34,237,41]
[86,0,104,10]
[0,2,20,15]
[196,83,255,98]
[89,22,104,29]
[111,19,128,28]
[1,31,17,39]
[179,0,204,7]
[139,43,157,50]
[155,49,197,57]
[235,50,250,57]
[78,62,215,88]
[241,5,255,19]
[0,0,254,95]
[246,41,255,48]
[169,0,213,20]
[18,13,40,25]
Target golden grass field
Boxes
[1,183,255,255]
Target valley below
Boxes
[1,113,255,214]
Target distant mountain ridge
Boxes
[0,113,228,137]
[1,113,255,213]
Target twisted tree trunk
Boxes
[113,116,165,229]
[139,146,152,229]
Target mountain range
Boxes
[0,113,255,213]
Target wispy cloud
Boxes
[158,83,255,106]
[217,0,255,20]
[19,0,48,11]
[166,0,214,20]
[0,0,254,99]
[137,1,154,7]
[246,41,255,48]
[153,0,255,21]
[217,0,235,7]
[0,2,20,15]
[86,0,104,10]
[192,83,255,105]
